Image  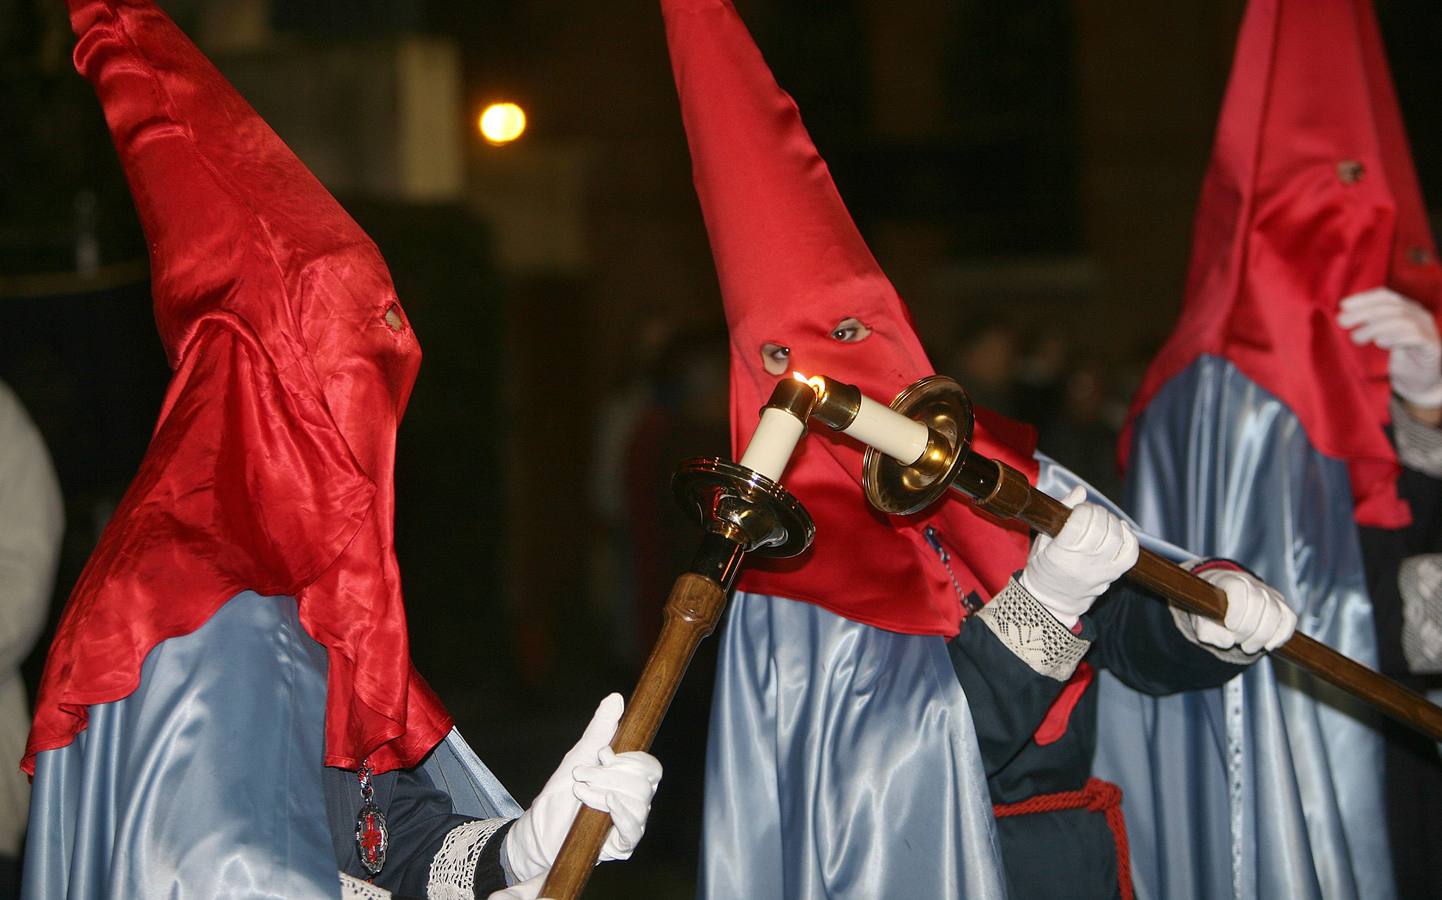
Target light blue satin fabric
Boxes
[1093,355,1394,900]
[424,731,521,824]
[699,590,1007,900]
[23,590,517,899]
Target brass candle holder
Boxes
[540,379,816,900]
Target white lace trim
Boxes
[427,817,509,900]
[976,577,1090,680]
[1390,395,1442,475]
[1393,397,1442,477]
[340,872,392,899]
[1401,554,1442,674]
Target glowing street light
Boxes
[478,102,527,146]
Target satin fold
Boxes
[1096,355,1393,900]
[24,591,516,899]
[700,591,1007,899]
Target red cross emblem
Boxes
[355,804,388,876]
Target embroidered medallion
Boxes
[354,761,389,876]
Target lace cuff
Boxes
[427,817,511,900]
[339,872,392,899]
[976,577,1091,680]
[1401,554,1442,675]
[1393,397,1442,477]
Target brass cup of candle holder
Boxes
[764,376,822,424]
[673,457,814,567]
[673,374,817,569]
[861,375,975,516]
[537,457,812,900]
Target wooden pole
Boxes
[970,453,1442,741]
[538,436,813,898]
[539,571,729,900]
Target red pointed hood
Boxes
[27,0,451,773]
[662,0,1036,636]
[1122,0,1442,528]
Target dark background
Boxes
[3,1,1442,895]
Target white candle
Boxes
[844,394,929,465]
[738,407,807,481]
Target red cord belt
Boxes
[992,777,1133,900]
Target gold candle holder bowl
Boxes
[862,376,974,516]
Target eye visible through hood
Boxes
[830,317,871,344]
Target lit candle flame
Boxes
[792,371,827,395]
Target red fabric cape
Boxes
[663,0,1036,637]
[26,0,452,774]
[1121,0,1442,529]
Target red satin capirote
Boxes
[25,0,453,775]
[1122,0,1442,529]
[663,0,1036,637]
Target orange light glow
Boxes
[792,371,827,395]
[478,102,527,145]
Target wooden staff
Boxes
[815,373,1442,742]
[963,450,1442,740]
[542,379,817,899]
[539,569,728,898]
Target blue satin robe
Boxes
[1094,355,1394,900]
[23,591,518,899]
[699,587,1008,899]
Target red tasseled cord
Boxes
[992,777,1133,900]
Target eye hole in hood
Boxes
[830,317,871,344]
[760,342,790,375]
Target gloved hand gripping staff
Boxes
[540,379,816,900]
[803,373,1442,742]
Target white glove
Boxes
[487,875,546,900]
[1019,485,1140,628]
[1185,566,1297,656]
[1338,287,1442,407]
[502,694,663,884]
